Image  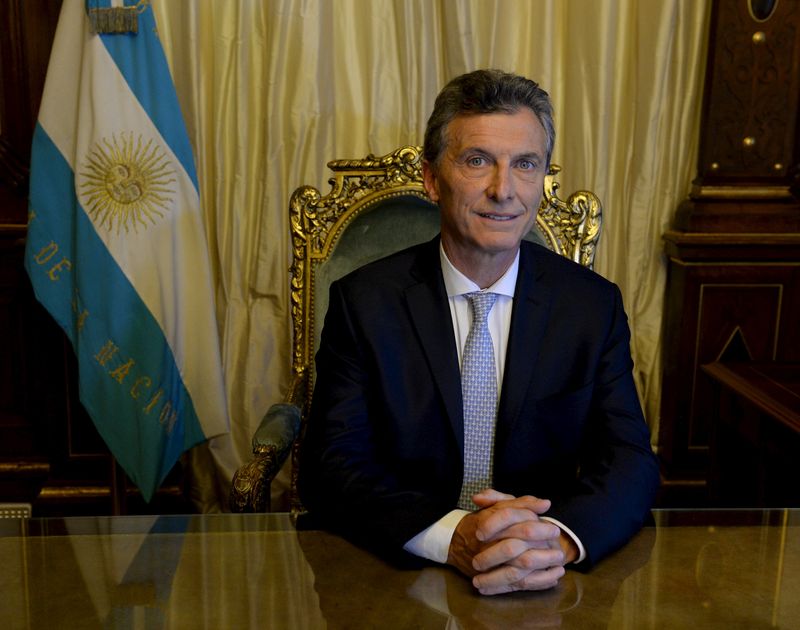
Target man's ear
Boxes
[422,160,439,203]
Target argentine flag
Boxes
[25,0,229,502]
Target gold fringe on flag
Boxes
[88,6,138,34]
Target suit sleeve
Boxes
[298,280,451,566]
[544,284,660,568]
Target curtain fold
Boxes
[151,0,711,510]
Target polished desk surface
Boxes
[1,511,799,629]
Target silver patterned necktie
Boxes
[457,291,499,510]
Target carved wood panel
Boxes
[660,245,800,486]
[689,282,782,446]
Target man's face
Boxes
[423,109,547,269]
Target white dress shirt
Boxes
[403,244,586,564]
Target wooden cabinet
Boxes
[659,0,800,503]
[659,233,800,496]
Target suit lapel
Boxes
[496,243,553,449]
[401,240,554,458]
[405,239,465,452]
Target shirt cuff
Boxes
[540,516,587,564]
[402,509,471,564]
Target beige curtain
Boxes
[151,0,711,511]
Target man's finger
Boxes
[482,519,562,545]
[474,506,539,542]
[474,498,552,542]
[507,547,566,572]
[470,488,515,506]
[472,537,530,572]
[473,539,564,572]
[510,564,567,592]
[471,490,551,514]
[473,564,566,596]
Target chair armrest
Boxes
[253,403,301,454]
[230,402,301,512]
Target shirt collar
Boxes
[439,242,519,299]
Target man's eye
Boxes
[467,156,486,167]
[518,159,536,170]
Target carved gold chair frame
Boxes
[230,145,602,514]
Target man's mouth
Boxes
[477,212,518,221]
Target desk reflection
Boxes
[0,511,798,629]
[297,524,654,629]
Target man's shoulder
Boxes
[521,240,613,289]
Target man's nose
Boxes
[487,165,514,201]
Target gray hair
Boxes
[423,69,555,168]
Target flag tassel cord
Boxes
[87,1,149,35]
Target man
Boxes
[299,69,659,595]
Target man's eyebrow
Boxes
[455,145,491,158]
[455,147,544,162]
[514,151,543,162]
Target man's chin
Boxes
[471,234,527,257]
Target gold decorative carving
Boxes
[0,461,50,475]
[691,184,793,200]
[286,371,308,518]
[230,446,279,512]
[37,486,111,499]
[538,164,603,268]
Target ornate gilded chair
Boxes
[230,145,602,513]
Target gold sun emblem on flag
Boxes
[79,132,176,234]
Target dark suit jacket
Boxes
[299,236,659,568]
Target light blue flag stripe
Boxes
[95,1,198,187]
[26,125,206,496]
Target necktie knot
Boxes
[466,291,498,324]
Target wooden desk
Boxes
[702,362,800,507]
[1,511,799,628]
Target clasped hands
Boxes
[447,489,578,596]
